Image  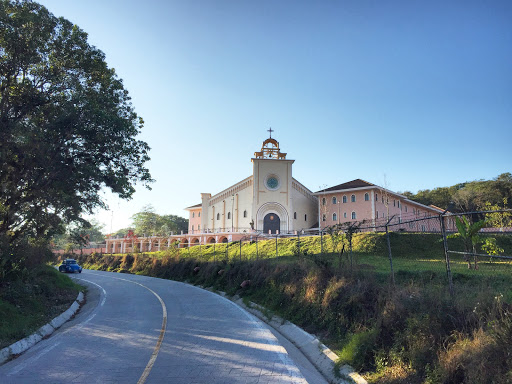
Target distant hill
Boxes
[401,173,512,213]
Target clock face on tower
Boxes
[265,175,280,190]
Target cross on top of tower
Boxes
[267,127,274,138]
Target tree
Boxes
[484,199,512,228]
[68,222,90,256]
[0,1,152,244]
[131,205,160,236]
[455,216,486,269]
[131,205,188,236]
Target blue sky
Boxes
[38,0,512,233]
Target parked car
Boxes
[58,259,83,273]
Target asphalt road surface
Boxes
[0,270,328,383]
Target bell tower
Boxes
[251,129,295,233]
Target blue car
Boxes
[58,259,83,273]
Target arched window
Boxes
[322,198,326,205]
[192,212,195,218]
[227,212,231,219]
[294,212,297,219]
[304,214,307,221]
[243,210,247,218]
[198,212,201,217]
[322,214,326,222]
[351,194,356,202]
[344,212,347,218]
[333,213,337,221]
[351,212,356,219]
[364,193,369,201]
[216,213,220,220]
[342,196,347,203]
[375,193,378,201]
[332,196,337,204]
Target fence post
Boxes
[320,229,324,255]
[440,213,454,297]
[385,216,395,285]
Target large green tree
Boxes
[0,0,152,242]
[131,205,188,236]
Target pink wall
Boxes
[188,208,202,233]
[318,187,443,231]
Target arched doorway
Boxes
[263,213,280,234]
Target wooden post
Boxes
[440,213,454,297]
[385,220,395,285]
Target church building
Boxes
[186,132,318,238]
[105,131,448,253]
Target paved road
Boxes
[0,270,327,383]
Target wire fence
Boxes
[176,209,512,297]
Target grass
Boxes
[0,265,83,349]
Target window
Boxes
[364,193,369,201]
[294,212,297,219]
[192,225,194,231]
[198,212,201,217]
[192,212,195,218]
[322,214,326,222]
[243,210,247,218]
[332,196,337,204]
[333,213,337,221]
[351,194,356,202]
[198,224,200,230]
[343,196,347,203]
[393,200,396,207]
[304,214,307,221]
[405,206,408,213]
[344,212,347,218]
[398,201,401,208]
[227,212,231,219]
[351,212,356,219]
[375,193,378,201]
[382,196,384,203]
[376,211,378,219]
[398,217,402,224]
[322,197,326,205]
[216,213,220,220]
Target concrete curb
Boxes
[0,291,84,365]
[206,288,367,384]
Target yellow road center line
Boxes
[107,276,168,384]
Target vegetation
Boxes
[128,204,188,237]
[402,172,512,213]
[0,0,152,276]
[0,265,82,349]
[75,232,512,384]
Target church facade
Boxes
[105,132,447,253]
[187,135,318,237]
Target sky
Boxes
[37,0,512,233]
